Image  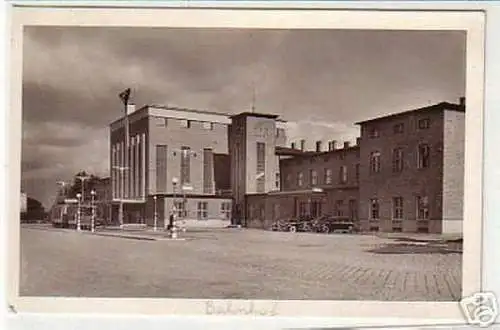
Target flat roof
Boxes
[110,105,285,127]
[355,101,465,125]
[276,145,360,158]
[147,105,232,117]
[230,112,279,119]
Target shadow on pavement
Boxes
[366,243,462,255]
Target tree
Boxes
[67,171,102,202]
[21,197,46,222]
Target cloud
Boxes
[20,27,466,208]
[285,120,359,150]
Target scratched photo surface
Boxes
[20,27,465,301]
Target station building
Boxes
[108,98,465,234]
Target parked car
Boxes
[286,215,315,232]
[316,215,355,233]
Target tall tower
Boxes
[229,112,282,225]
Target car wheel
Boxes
[321,225,330,233]
[289,226,297,233]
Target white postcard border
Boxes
[7,6,485,322]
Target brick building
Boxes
[108,97,465,234]
[356,98,465,234]
[245,98,465,235]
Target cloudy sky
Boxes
[21,27,466,208]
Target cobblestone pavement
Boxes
[19,225,462,301]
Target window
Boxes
[203,148,213,194]
[310,169,318,186]
[174,200,186,218]
[286,174,291,188]
[349,199,358,220]
[355,164,360,181]
[393,123,404,134]
[417,144,430,169]
[256,142,266,193]
[275,173,280,190]
[418,118,430,129]
[369,128,380,138]
[297,172,303,187]
[202,122,213,130]
[392,148,404,173]
[197,201,208,220]
[324,168,332,184]
[370,198,380,220]
[392,197,404,220]
[220,202,231,220]
[180,146,191,185]
[299,202,307,216]
[155,145,168,193]
[180,119,191,128]
[334,200,344,216]
[416,196,429,220]
[370,151,381,173]
[339,165,348,184]
[156,118,168,127]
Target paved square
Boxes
[20,225,461,301]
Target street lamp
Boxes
[75,174,91,204]
[56,181,68,202]
[171,177,179,238]
[90,190,96,233]
[112,166,129,226]
[76,193,82,231]
[153,195,158,232]
[181,184,193,233]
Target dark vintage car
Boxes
[312,215,356,234]
[270,215,314,232]
[287,215,315,232]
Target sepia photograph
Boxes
[7,6,486,320]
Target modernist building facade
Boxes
[109,98,465,234]
[110,104,232,228]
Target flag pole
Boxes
[118,88,131,226]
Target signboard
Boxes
[64,198,79,204]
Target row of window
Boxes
[156,118,216,131]
[287,164,360,188]
[369,196,429,220]
[292,149,360,165]
[369,144,430,173]
[173,201,232,220]
[368,118,431,138]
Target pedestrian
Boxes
[168,213,174,231]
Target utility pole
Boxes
[118,88,132,226]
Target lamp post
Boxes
[171,177,179,238]
[56,181,68,202]
[75,174,91,204]
[90,190,96,233]
[76,193,82,231]
[112,166,129,226]
[153,195,158,232]
[181,184,193,232]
